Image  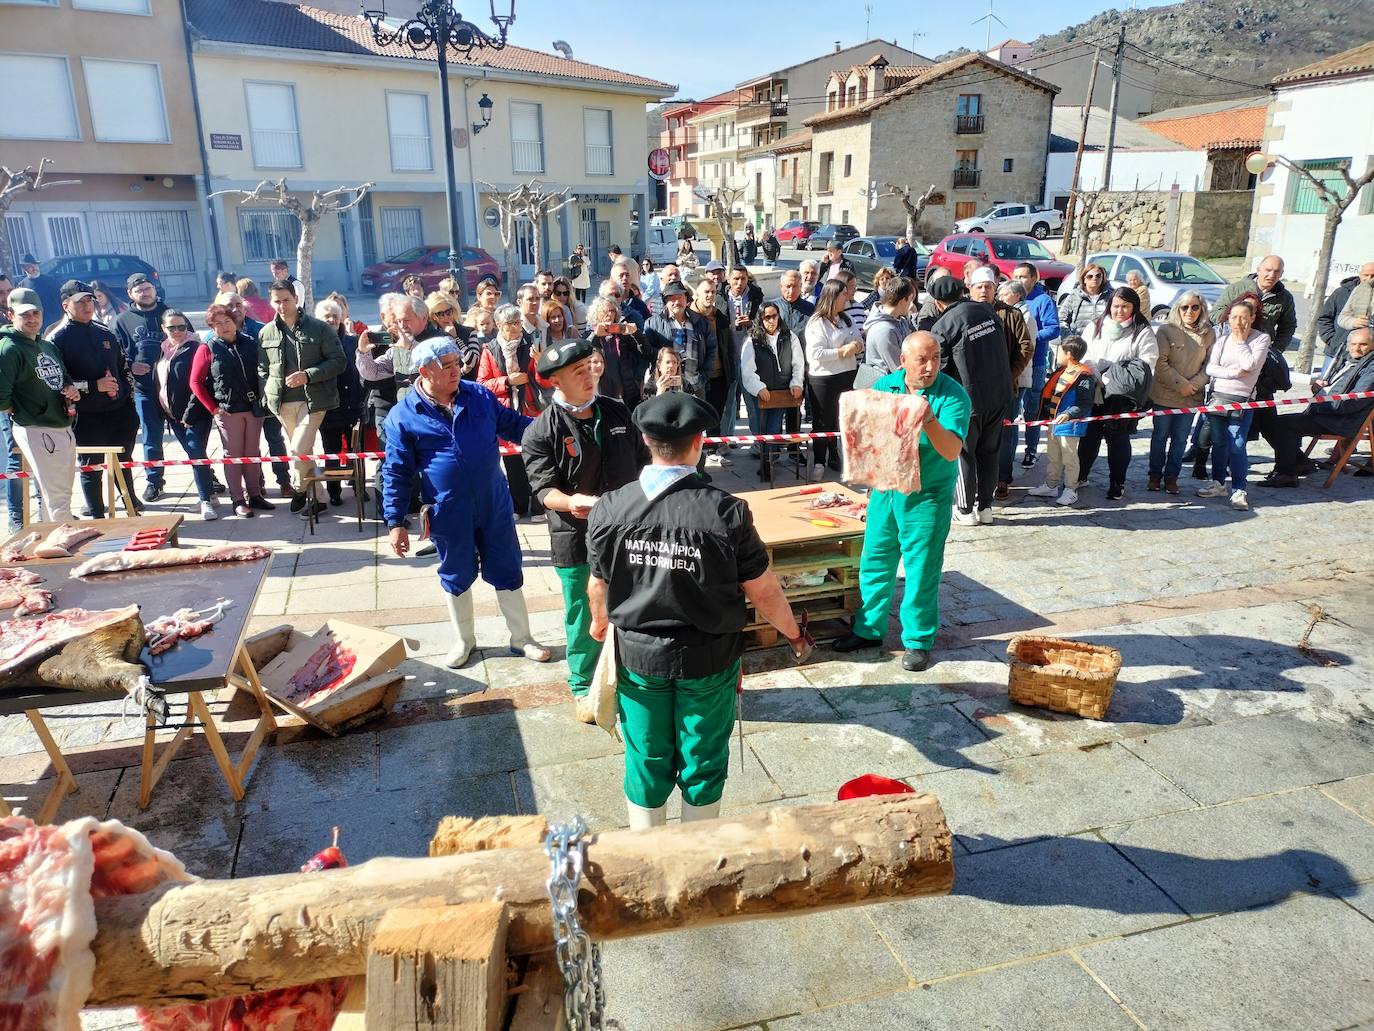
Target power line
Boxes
[1123,41,1269,91]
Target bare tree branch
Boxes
[0,159,83,272]
[692,185,745,271]
[878,182,937,243]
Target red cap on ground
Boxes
[837,774,915,801]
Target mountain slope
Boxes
[1030,0,1374,110]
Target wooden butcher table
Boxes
[740,483,869,649]
[0,536,275,822]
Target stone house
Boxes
[802,54,1057,239]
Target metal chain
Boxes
[544,817,605,1030]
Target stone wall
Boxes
[1177,190,1253,258]
[1078,188,1254,257]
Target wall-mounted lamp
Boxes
[472,93,494,134]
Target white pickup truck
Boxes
[952,203,1064,239]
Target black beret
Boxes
[632,391,719,441]
[537,336,596,376]
[929,276,963,302]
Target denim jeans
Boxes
[1209,410,1254,491]
[169,419,215,502]
[133,390,166,489]
[998,365,1046,482]
[1149,410,1193,479]
[743,392,785,462]
[0,412,24,532]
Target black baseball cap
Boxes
[126,272,153,289]
[60,279,95,302]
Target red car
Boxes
[774,220,820,248]
[360,244,501,295]
[926,233,1074,293]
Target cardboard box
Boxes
[257,620,407,735]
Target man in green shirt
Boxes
[834,331,971,671]
[0,288,80,522]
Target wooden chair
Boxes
[302,423,367,533]
[1303,407,1374,488]
[74,446,139,517]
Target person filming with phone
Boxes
[583,296,652,413]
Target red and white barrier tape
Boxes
[1,391,1369,480]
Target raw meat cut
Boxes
[32,525,102,560]
[0,817,98,1031]
[839,390,928,494]
[144,601,230,656]
[0,531,40,563]
[13,589,55,617]
[285,639,358,705]
[69,544,270,579]
[0,569,46,612]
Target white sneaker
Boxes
[199,500,219,521]
[1027,483,1059,498]
[977,508,994,525]
[953,509,978,526]
[1230,489,1250,511]
[1074,478,1090,489]
[1056,487,1079,507]
[1196,480,1228,499]
[234,503,252,518]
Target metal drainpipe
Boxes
[179,0,224,280]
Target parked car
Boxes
[842,236,932,289]
[804,223,860,252]
[639,223,680,264]
[926,233,1074,293]
[775,220,820,247]
[38,254,163,299]
[1055,250,1228,321]
[953,202,1065,239]
[360,244,501,295]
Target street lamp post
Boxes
[360,1,515,305]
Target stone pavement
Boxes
[1,407,1371,1030]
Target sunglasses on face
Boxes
[1084,273,1104,280]
[555,289,570,296]
[762,313,780,320]
[167,324,192,332]
[1180,304,1201,311]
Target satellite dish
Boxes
[552,39,573,59]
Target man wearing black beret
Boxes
[522,336,647,721]
[586,391,812,829]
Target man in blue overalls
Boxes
[383,339,550,668]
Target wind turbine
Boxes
[972,0,1008,51]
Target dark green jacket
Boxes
[0,325,73,429]
[257,312,346,414]
[1210,274,1298,352]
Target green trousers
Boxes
[852,487,954,650]
[617,660,741,809]
[555,563,600,696]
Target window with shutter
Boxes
[387,92,432,172]
[584,108,613,175]
[0,55,78,140]
[83,59,168,142]
[245,81,302,168]
[510,101,543,174]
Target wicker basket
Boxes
[1006,635,1123,719]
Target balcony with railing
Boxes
[738,99,788,126]
[586,144,613,176]
[669,125,697,147]
[251,127,302,169]
[776,176,802,203]
[390,133,432,172]
[956,114,985,134]
[953,167,981,189]
[512,138,544,174]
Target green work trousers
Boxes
[852,486,954,651]
[617,660,741,809]
[555,563,600,696]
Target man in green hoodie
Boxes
[0,288,79,522]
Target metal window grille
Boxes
[3,215,34,277]
[240,208,301,264]
[380,207,423,261]
[1288,159,1350,214]
[87,209,194,272]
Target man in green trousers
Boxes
[522,337,646,720]
[586,392,812,829]
[834,331,970,671]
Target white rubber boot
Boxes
[627,800,667,830]
[496,588,551,662]
[680,798,722,823]
[443,591,476,669]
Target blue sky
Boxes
[504,0,1177,99]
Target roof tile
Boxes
[186,0,673,93]
[1271,40,1374,87]
[1138,104,1267,150]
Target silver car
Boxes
[1056,250,1227,320]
